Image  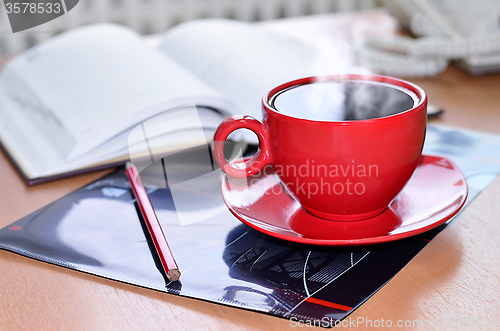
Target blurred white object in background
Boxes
[359,0,500,77]
[0,0,378,56]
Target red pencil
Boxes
[125,162,181,281]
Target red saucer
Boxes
[221,155,468,246]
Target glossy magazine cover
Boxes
[0,124,499,326]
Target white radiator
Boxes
[0,0,377,55]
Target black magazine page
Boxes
[1,124,499,326]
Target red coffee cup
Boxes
[213,75,427,221]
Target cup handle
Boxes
[213,115,272,178]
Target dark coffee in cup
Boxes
[271,80,418,121]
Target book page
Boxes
[46,106,225,177]
[158,19,318,120]
[0,24,237,178]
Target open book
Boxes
[0,20,329,184]
[0,15,442,185]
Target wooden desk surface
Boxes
[1,11,500,330]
